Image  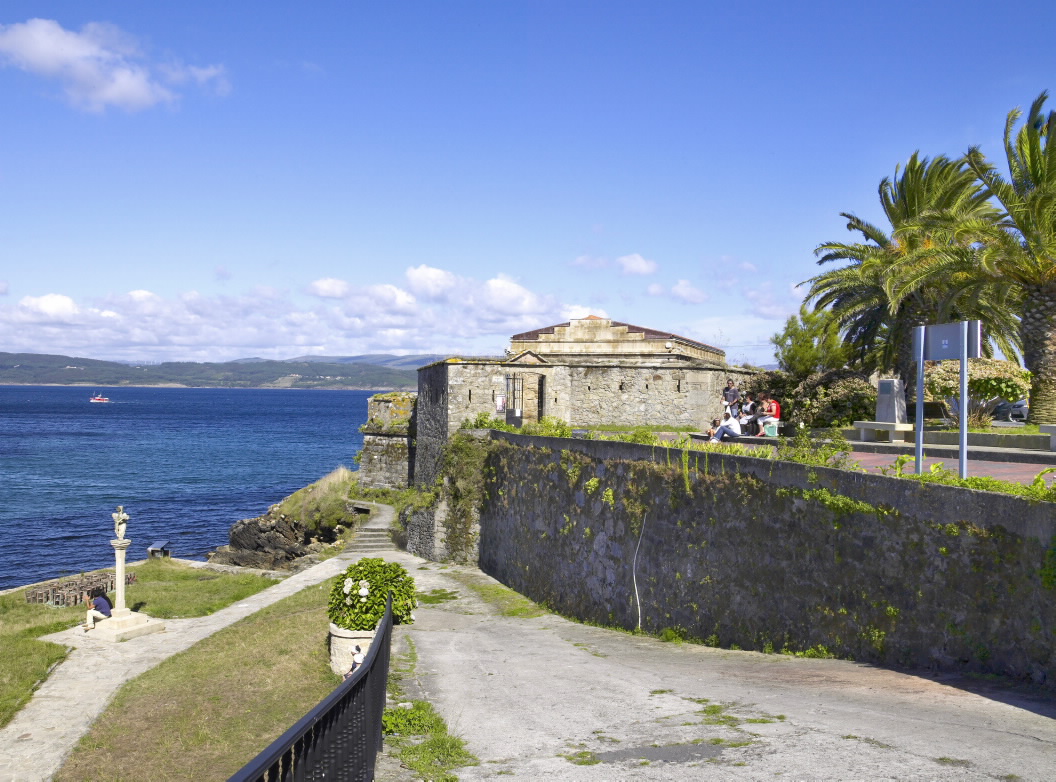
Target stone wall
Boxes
[413,359,754,485]
[475,432,1056,687]
[357,432,412,489]
[356,391,416,489]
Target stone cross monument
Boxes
[110,506,131,613]
[93,505,165,642]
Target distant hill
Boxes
[0,352,417,390]
[284,354,449,369]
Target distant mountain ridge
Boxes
[0,351,419,390]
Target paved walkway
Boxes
[847,447,1056,485]
[0,505,396,782]
[395,562,1056,780]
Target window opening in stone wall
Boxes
[469,390,472,402]
[619,382,624,391]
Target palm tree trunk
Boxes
[1020,283,1056,424]
[894,303,929,402]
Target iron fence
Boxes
[229,595,393,782]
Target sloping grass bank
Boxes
[0,559,277,729]
[56,579,337,782]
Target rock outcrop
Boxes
[209,503,370,570]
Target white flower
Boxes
[345,596,352,605]
[359,580,370,588]
[358,587,369,597]
[343,578,354,595]
[360,597,367,603]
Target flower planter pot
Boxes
[328,622,376,676]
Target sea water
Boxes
[0,386,370,590]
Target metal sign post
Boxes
[915,320,980,478]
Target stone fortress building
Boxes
[411,316,752,486]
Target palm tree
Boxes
[807,153,1015,390]
[963,91,1056,422]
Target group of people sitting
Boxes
[705,379,781,443]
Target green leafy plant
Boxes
[328,558,416,630]
[925,358,1031,427]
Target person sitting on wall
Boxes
[83,592,112,632]
[721,379,741,416]
[740,393,757,434]
[704,418,722,440]
[710,411,742,443]
[756,394,782,436]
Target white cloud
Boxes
[363,284,417,313]
[160,62,231,96]
[405,264,457,298]
[0,281,8,295]
[645,281,708,304]
[616,253,658,275]
[17,293,79,321]
[740,261,758,273]
[743,283,798,320]
[0,18,228,112]
[671,279,708,305]
[308,277,350,298]
[562,304,608,320]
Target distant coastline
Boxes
[0,350,420,390]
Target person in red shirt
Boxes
[756,394,781,436]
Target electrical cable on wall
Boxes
[631,512,648,631]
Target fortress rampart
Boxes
[425,432,1056,687]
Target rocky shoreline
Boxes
[208,502,373,571]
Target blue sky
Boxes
[1,1,1053,365]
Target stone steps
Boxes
[345,528,394,553]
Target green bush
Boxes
[788,369,876,427]
[520,416,573,438]
[744,368,875,428]
[328,558,416,630]
[459,412,516,432]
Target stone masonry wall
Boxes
[476,432,1056,688]
[414,360,755,484]
[356,433,411,489]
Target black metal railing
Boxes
[230,595,393,782]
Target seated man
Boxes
[710,411,742,443]
[83,592,112,631]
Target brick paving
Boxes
[848,448,1056,485]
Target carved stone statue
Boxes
[112,506,129,541]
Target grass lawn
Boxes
[55,579,339,782]
[0,559,277,730]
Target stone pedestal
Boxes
[94,537,165,642]
[329,623,375,676]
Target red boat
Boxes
[89,394,111,403]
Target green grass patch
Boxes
[0,559,276,731]
[56,579,341,781]
[561,750,601,765]
[0,592,82,728]
[384,636,477,781]
[126,558,278,618]
[416,588,460,605]
[447,572,547,618]
[934,757,973,767]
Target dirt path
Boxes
[400,562,1056,781]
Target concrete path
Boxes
[0,504,396,782]
[4,499,1056,781]
[397,563,1056,781]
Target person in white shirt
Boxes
[710,411,742,443]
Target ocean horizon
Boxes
[0,385,371,591]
